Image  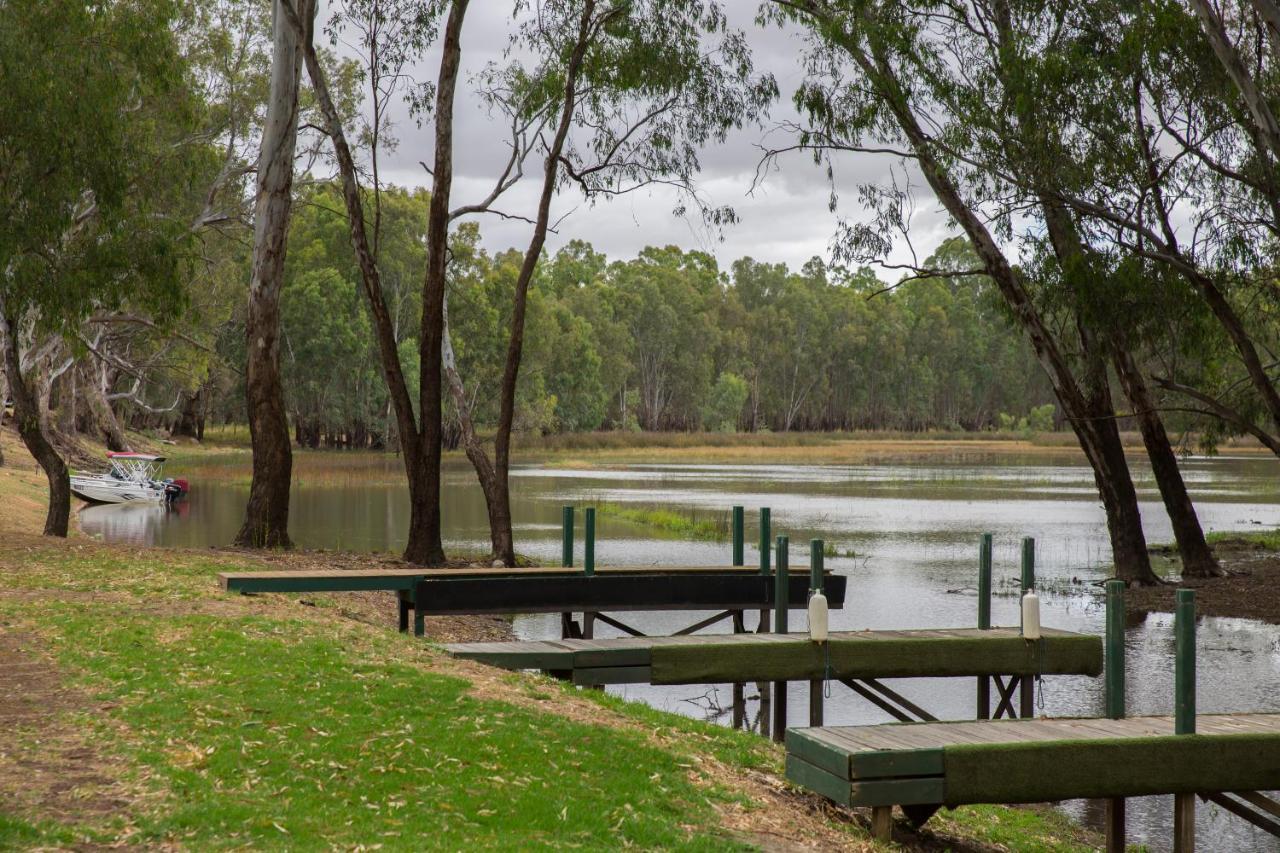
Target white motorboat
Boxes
[70,453,189,504]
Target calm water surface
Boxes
[81,451,1280,851]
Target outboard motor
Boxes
[163,479,185,505]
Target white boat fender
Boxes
[1021,591,1042,640]
[808,590,829,643]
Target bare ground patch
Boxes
[0,630,134,830]
[1131,540,1280,623]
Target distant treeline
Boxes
[205,185,1056,447]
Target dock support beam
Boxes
[871,806,892,841]
[772,535,789,743]
[976,533,992,719]
[1174,588,1197,852]
[1104,579,1126,852]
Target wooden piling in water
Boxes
[809,539,824,727]
[1174,588,1196,851]
[772,535,789,743]
[584,507,596,577]
[1104,579,1126,852]
[976,533,992,719]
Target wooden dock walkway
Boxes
[445,626,1101,687]
[219,565,846,639]
[217,564,774,593]
[787,713,1280,839]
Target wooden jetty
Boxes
[218,563,845,636]
[218,505,850,640]
[786,714,1280,839]
[445,627,1100,685]
[784,581,1280,850]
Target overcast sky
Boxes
[341,1,957,276]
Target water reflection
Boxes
[78,452,1280,850]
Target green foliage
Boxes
[258,202,1054,441]
[702,372,749,432]
[0,0,199,329]
[595,502,726,540]
[1027,404,1056,433]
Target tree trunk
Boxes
[235,0,314,549]
[485,0,596,566]
[0,308,70,536]
[1035,200,1162,587]
[0,366,7,467]
[1113,348,1222,578]
[827,31,1163,584]
[54,368,75,435]
[442,294,514,564]
[171,387,203,440]
[84,360,129,451]
[291,5,442,564]
[405,0,470,566]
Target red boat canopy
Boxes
[106,452,166,462]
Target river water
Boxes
[80,450,1280,851]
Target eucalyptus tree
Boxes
[235,0,318,548]
[286,0,460,563]
[921,0,1221,577]
[765,0,1166,583]
[440,0,773,563]
[300,0,772,564]
[0,0,198,536]
[1067,0,1280,463]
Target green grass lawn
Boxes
[0,530,1116,851]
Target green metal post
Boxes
[758,508,771,575]
[808,538,824,727]
[1105,580,1126,720]
[732,506,744,566]
[561,506,574,568]
[775,535,790,634]
[809,539,824,592]
[1020,536,1036,591]
[584,507,596,576]
[977,533,993,719]
[978,533,993,630]
[1175,588,1196,735]
[1174,586,1197,849]
[1019,536,1036,718]
[1104,579,1127,853]
[772,534,789,743]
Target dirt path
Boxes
[0,630,136,830]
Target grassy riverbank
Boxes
[0,426,1119,851]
